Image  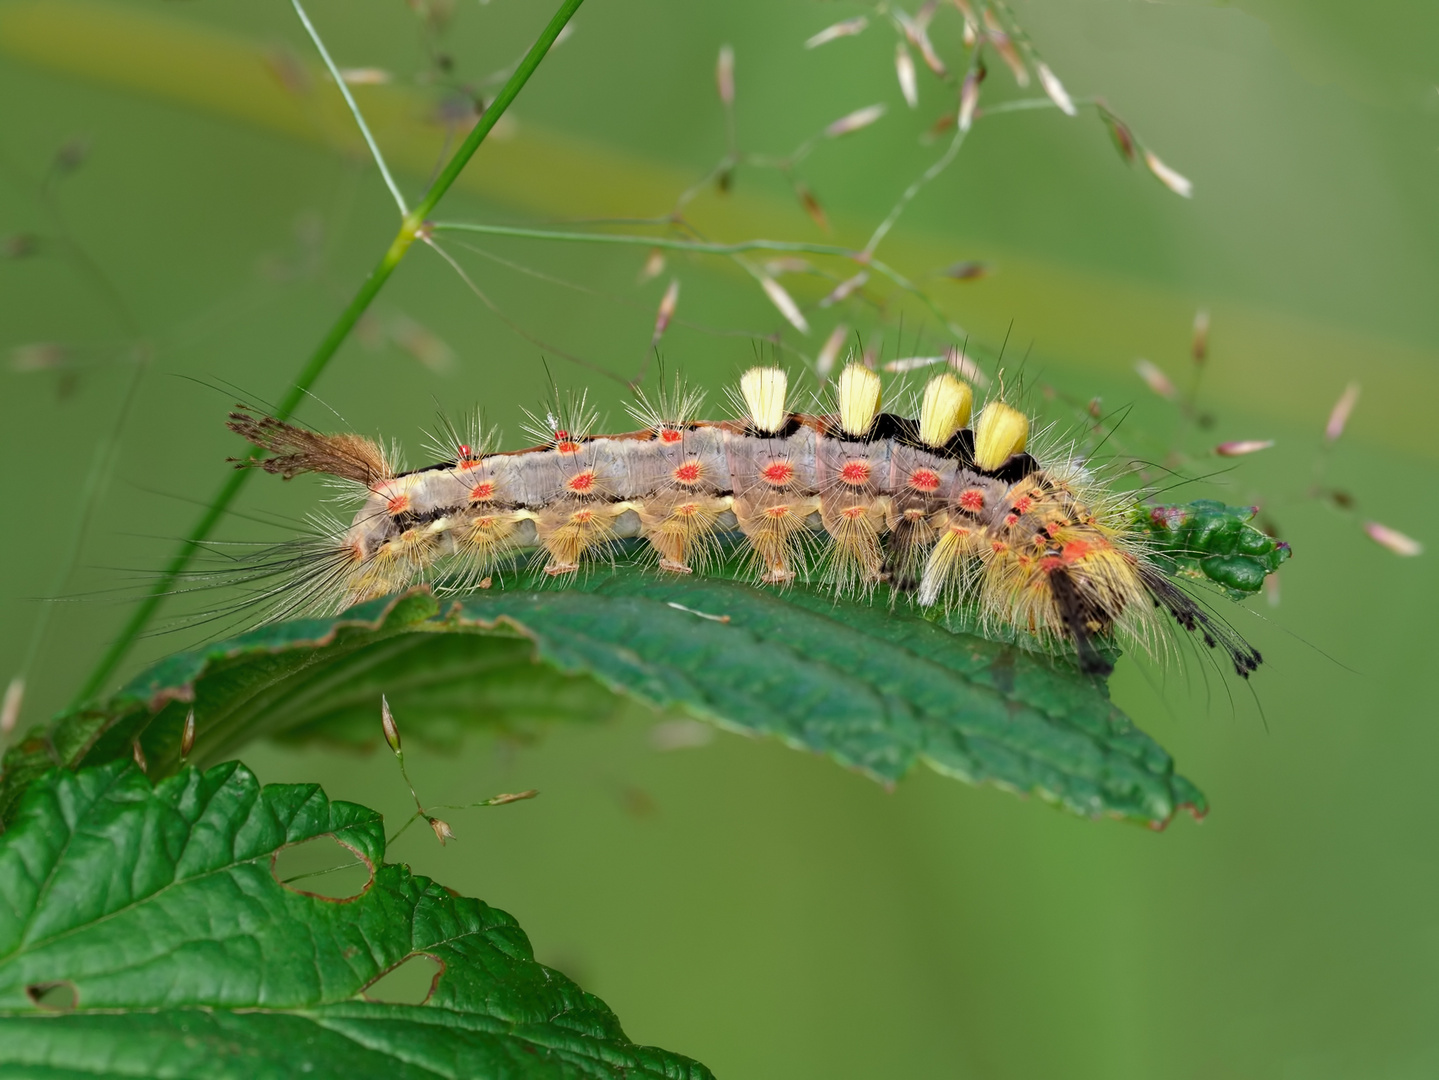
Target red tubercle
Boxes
[959,489,985,513]
[659,427,684,444]
[566,470,597,494]
[1061,540,1092,563]
[839,460,871,486]
[840,504,868,520]
[556,441,581,455]
[761,460,795,486]
[572,508,595,523]
[1011,495,1033,515]
[386,494,410,516]
[908,468,941,493]
[1004,514,1019,527]
[470,481,495,502]
[763,503,794,519]
[673,461,702,485]
[990,540,1008,554]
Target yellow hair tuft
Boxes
[740,367,790,434]
[918,373,973,447]
[972,401,1029,470]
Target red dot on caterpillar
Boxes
[761,460,794,485]
[908,468,941,493]
[659,427,684,444]
[567,470,597,493]
[839,460,871,485]
[673,461,702,484]
[959,489,985,512]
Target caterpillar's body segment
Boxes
[228,365,1263,679]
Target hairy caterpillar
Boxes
[226,364,1264,679]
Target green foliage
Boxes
[2,546,1222,827]
[1140,501,1291,598]
[0,758,710,1079]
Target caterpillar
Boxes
[226,363,1265,679]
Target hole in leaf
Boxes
[363,953,444,1005]
[271,835,373,901]
[27,981,77,1012]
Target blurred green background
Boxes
[2,0,1437,1076]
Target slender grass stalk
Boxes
[73,0,587,707]
[291,0,409,215]
[431,221,966,341]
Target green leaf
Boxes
[1138,500,1291,598]
[0,758,712,1079]
[4,554,1209,827]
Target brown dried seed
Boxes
[1325,382,1361,442]
[381,694,402,754]
[1134,359,1177,400]
[1364,521,1423,557]
[0,678,23,735]
[1192,308,1210,363]
[805,16,868,49]
[1215,439,1274,457]
[896,42,919,108]
[429,817,457,844]
[716,45,735,107]
[651,279,680,345]
[826,104,886,137]
[1144,150,1193,198]
[819,272,867,308]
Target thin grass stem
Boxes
[291,0,409,215]
[72,0,587,707]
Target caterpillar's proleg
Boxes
[226,362,1271,678]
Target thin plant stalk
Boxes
[73,0,587,707]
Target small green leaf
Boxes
[0,758,712,1079]
[1139,500,1291,598]
[4,556,1209,826]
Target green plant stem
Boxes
[72,0,587,708]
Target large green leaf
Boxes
[3,556,1210,827]
[0,758,711,1079]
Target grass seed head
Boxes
[1325,382,1361,442]
[805,17,869,49]
[1365,521,1423,557]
